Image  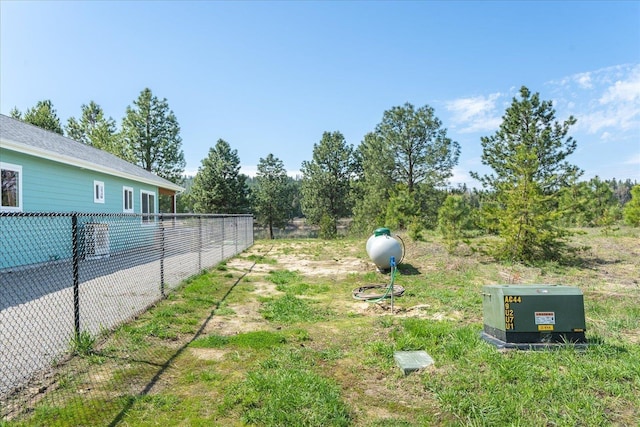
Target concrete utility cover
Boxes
[394,351,434,375]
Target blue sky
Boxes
[2,1,639,186]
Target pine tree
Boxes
[252,154,293,239]
[371,102,460,233]
[300,131,355,238]
[121,88,185,183]
[351,132,395,234]
[623,185,640,226]
[14,100,63,134]
[67,101,133,162]
[375,102,460,192]
[438,194,474,253]
[471,86,582,263]
[191,139,249,214]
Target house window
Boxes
[94,181,105,204]
[1,162,22,212]
[123,187,134,213]
[141,190,156,223]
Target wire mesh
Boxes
[0,212,253,423]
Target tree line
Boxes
[10,86,640,264]
[11,90,185,184]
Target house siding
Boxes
[1,215,71,268]
[1,149,158,214]
[1,114,184,271]
[1,148,161,270]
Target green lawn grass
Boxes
[3,228,639,426]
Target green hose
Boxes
[352,259,405,302]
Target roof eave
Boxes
[1,137,184,193]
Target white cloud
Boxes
[625,153,640,165]
[599,66,640,104]
[445,167,477,188]
[445,93,503,133]
[576,72,593,89]
[549,64,640,136]
[600,131,612,141]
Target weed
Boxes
[260,294,331,323]
[287,328,311,342]
[266,269,300,285]
[191,331,287,350]
[191,335,228,348]
[318,347,345,361]
[70,330,96,356]
[214,302,236,316]
[246,254,277,264]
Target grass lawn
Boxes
[3,227,639,426]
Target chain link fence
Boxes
[0,212,253,422]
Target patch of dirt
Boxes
[261,254,370,278]
[354,302,466,321]
[621,331,640,345]
[189,348,227,361]
[226,258,274,274]
[204,301,269,336]
[250,280,280,296]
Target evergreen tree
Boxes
[557,181,592,227]
[438,194,474,253]
[557,177,618,227]
[191,139,249,214]
[66,101,133,162]
[612,178,635,206]
[121,88,185,183]
[370,102,460,232]
[623,185,640,226]
[471,86,582,263]
[289,177,303,218]
[589,177,618,226]
[252,154,293,239]
[300,131,355,238]
[351,132,395,234]
[375,102,460,192]
[14,100,63,134]
[175,176,195,213]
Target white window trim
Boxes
[123,186,134,213]
[140,190,156,224]
[1,162,23,212]
[94,180,105,204]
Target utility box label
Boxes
[534,312,555,325]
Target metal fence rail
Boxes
[0,212,253,419]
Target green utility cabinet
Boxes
[482,284,586,344]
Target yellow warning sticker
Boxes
[538,324,554,331]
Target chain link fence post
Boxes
[198,215,202,272]
[72,213,81,340]
[160,214,165,298]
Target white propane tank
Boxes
[366,228,403,270]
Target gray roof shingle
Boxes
[0,114,183,192]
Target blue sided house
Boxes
[0,114,184,270]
